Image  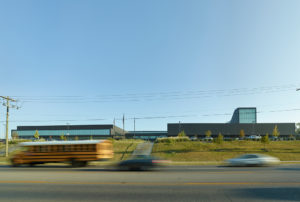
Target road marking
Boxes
[0,181,300,186]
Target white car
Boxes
[226,154,280,166]
[246,135,261,140]
[202,137,213,141]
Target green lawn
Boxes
[152,140,300,162]
[3,140,300,165]
[112,139,144,161]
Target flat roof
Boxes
[17,125,114,131]
[19,140,106,146]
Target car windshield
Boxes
[239,154,258,159]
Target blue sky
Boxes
[1,0,300,137]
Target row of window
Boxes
[27,144,97,153]
[16,129,111,137]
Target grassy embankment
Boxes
[112,139,144,161]
[152,140,300,163]
[2,139,300,165]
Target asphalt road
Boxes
[0,164,299,201]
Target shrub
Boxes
[9,139,31,144]
[239,129,245,139]
[178,130,187,137]
[289,134,295,140]
[156,137,190,143]
[214,133,224,144]
[261,133,270,144]
[205,130,212,138]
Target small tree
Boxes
[34,130,40,140]
[75,136,79,140]
[272,125,280,139]
[261,133,270,144]
[205,130,212,138]
[261,133,270,150]
[12,131,19,140]
[178,130,187,137]
[90,136,93,140]
[60,133,65,141]
[239,129,245,139]
[289,134,295,141]
[215,133,223,144]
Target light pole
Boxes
[134,117,136,139]
[66,123,70,140]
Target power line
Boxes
[2,107,300,124]
[9,83,299,104]
[0,96,19,157]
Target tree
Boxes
[205,130,212,138]
[261,133,270,144]
[239,129,245,139]
[60,133,65,141]
[178,130,187,137]
[75,136,79,141]
[34,130,40,140]
[261,133,270,150]
[272,125,280,139]
[289,134,295,140]
[12,131,19,140]
[215,133,223,144]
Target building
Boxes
[12,124,125,140]
[168,107,295,139]
[168,123,295,138]
[125,131,167,141]
[230,107,257,124]
[12,107,296,140]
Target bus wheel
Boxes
[80,161,88,167]
[71,159,80,168]
[11,159,20,167]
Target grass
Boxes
[112,139,144,161]
[3,140,300,165]
[152,140,300,162]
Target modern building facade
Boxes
[230,107,257,124]
[168,107,295,138]
[12,125,125,140]
[11,107,296,140]
[168,123,295,138]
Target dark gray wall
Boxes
[17,125,114,131]
[168,123,295,137]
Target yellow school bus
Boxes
[10,140,113,167]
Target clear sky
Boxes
[1,0,300,138]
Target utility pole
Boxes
[134,117,136,139]
[113,118,115,139]
[0,96,17,157]
[122,114,125,139]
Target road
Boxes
[0,164,299,201]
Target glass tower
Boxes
[230,108,257,124]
